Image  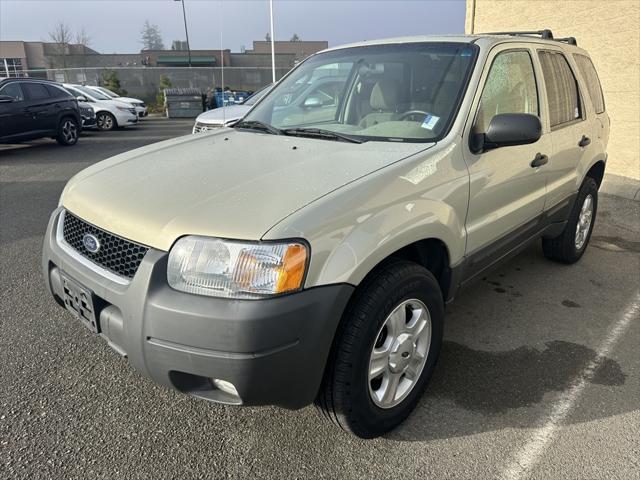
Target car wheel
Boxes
[55,117,79,146]
[542,177,598,264]
[96,112,117,131]
[316,260,444,438]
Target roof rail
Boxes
[555,36,578,46]
[482,29,554,39]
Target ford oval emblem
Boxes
[82,233,100,253]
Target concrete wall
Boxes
[466,0,640,180]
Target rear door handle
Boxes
[578,135,591,147]
[531,153,548,168]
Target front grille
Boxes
[81,107,94,118]
[62,211,149,280]
[194,122,219,133]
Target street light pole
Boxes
[176,0,192,67]
[269,0,275,83]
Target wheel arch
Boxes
[584,159,606,189]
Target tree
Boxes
[290,33,301,42]
[141,20,164,50]
[101,70,127,96]
[49,21,72,68]
[156,74,173,112]
[265,32,271,42]
[75,28,91,49]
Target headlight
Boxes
[167,236,308,299]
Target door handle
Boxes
[531,153,548,168]
[578,135,591,147]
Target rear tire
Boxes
[55,117,79,146]
[542,177,598,264]
[316,260,444,438]
[96,112,117,131]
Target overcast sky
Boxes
[0,0,465,53]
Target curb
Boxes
[600,173,640,201]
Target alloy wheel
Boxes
[368,298,432,409]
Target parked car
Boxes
[43,31,608,438]
[0,78,81,146]
[77,100,96,129]
[192,84,272,133]
[62,84,138,131]
[87,86,148,119]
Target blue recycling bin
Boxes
[214,91,250,108]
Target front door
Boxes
[462,46,550,275]
[0,82,27,139]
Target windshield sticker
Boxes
[421,114,440,130]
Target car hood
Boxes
[60,130,434,251]
[196,105,250,125]
[115,96,142,104]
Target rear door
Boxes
[573,53,609,161]
[536,49,591,209]
[462,45,550,272]
[22,82,58,134]
[0,82,27,139]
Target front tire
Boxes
[55,117,79,146]
[542,177,598,264]
[96,112,117,131]
[316,261,444,438]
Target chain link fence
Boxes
[19,66,290,104]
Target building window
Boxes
[1,58,24,77]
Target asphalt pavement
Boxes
[1,117,638,479]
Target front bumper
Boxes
[114,110,139,126]
[82,116,96,128]
[42,208,353,409]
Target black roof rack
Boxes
[483,29,554,39]
[555,37,578,46]
[480,29,578,46]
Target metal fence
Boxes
[19,66,290,103]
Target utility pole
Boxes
[175,0,192,67]
[269,0,276,83]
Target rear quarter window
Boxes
[538,51,582,128]
[573,54,605,114]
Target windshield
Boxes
[74,85,110,100]
[244,42,477,142]
[242,84,271,106]
[98,87,118,98]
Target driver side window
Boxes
[0,83,24,101]
[474,50,538,133]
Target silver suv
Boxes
[43,30,608,438]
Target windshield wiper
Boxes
[234,120,282,135]
[282,127,365,144]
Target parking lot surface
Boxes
[1,118,638,479]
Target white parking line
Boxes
[501,292,640,480]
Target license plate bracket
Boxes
[60,272,100,333]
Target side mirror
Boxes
[303,96,323,108]
[76,95,88,102]
[473,113,542,153]
[0,95,14,103]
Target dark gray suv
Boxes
[0,78,81,146]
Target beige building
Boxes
[466,0,640,181]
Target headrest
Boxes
[370,79,399,111]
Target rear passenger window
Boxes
[573,54,605,114]
[538,51,582,127]
[23,83,51,100]
[474,50,538,133]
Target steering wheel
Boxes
[398,110,430,121]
